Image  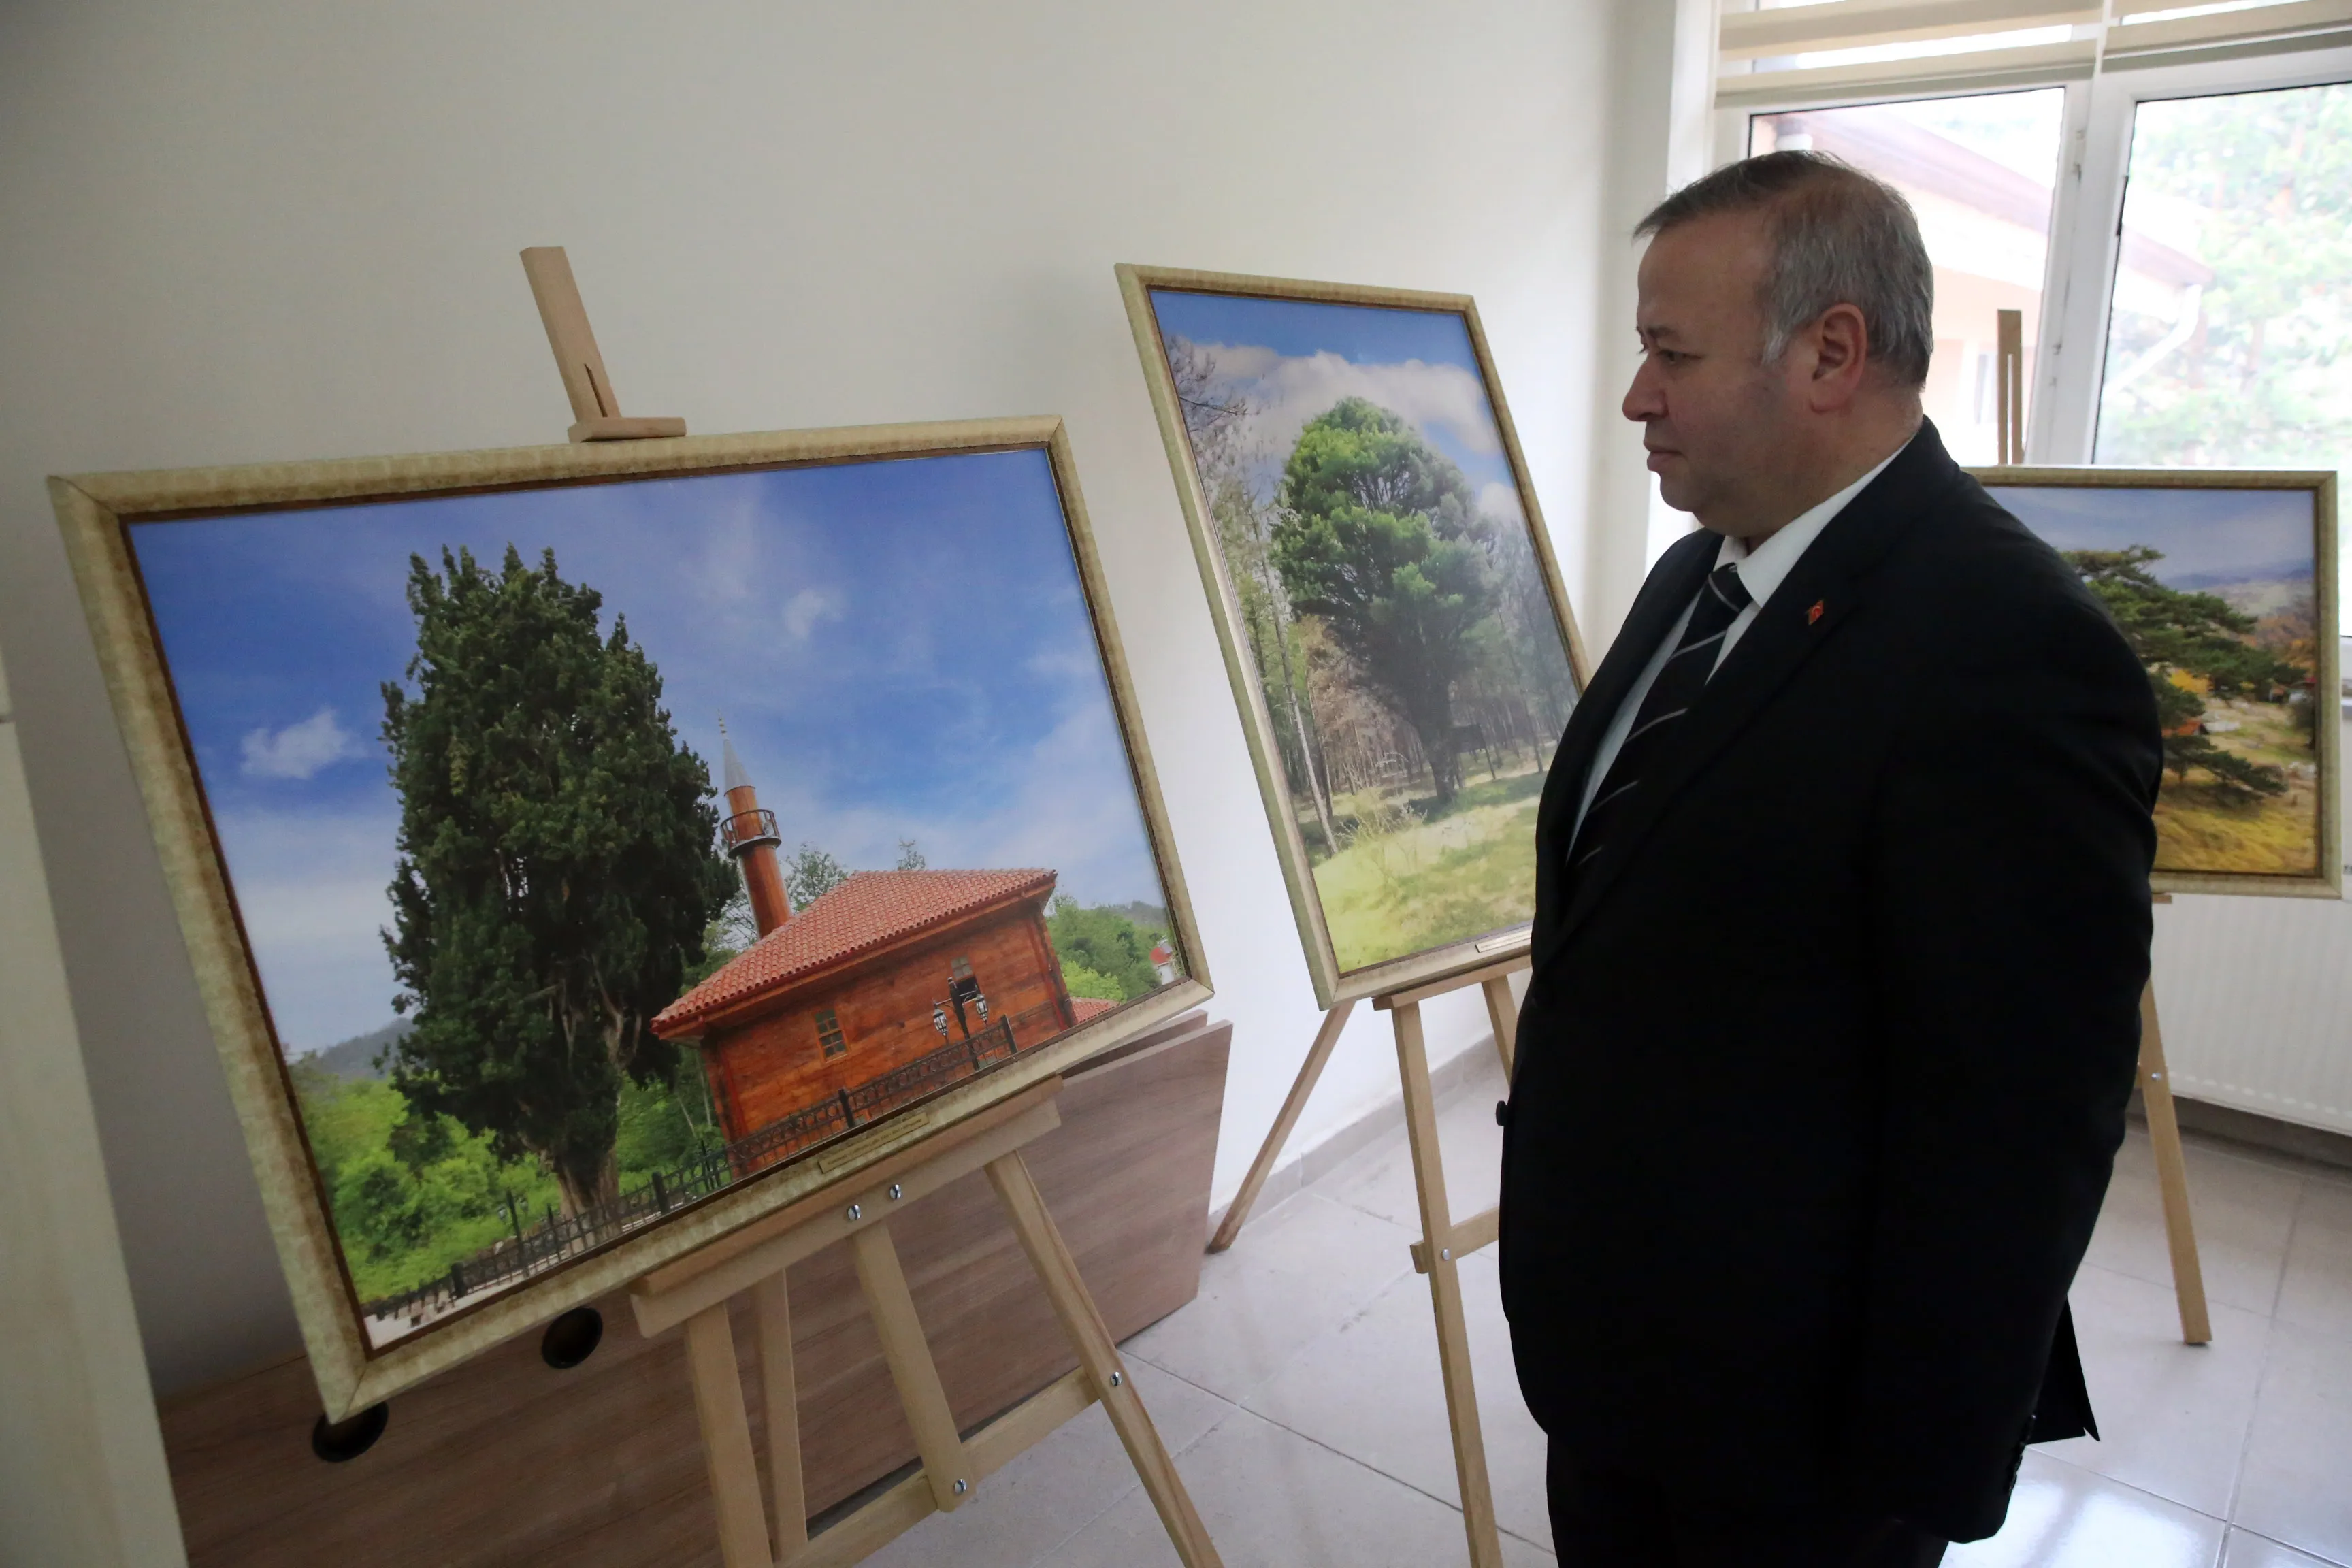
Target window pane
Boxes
[2095,81,2352,627]
[1751,90,2067,465]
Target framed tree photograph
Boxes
[1118,265,1588,1006]
[50,417,1209,1416]
[1976,466,2340,898]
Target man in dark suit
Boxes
[1499,152,2161,1567]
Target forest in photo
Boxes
[2000,483,2322,877]
[1156,294,1578,971]
[2068,544,2319,875]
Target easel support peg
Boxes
[2141,892,2211,1345]
[520,246,687,444]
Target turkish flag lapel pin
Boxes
[1806,599,1826,625]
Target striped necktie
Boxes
[1566,561,1753,893]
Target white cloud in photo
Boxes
[240,706,362,781]
[680,493,764,606]
[1187,344,1504,479]
[783,586,846,642]
[1478,481,1526,527]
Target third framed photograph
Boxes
[1976,466,2341,898]
[1119,265,1589,1005]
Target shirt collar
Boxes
[1714,434,1912,608]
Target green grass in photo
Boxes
[1311,778,1543,971]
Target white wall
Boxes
[1584,0,1721,621]
[0,649,186,1567]
[0,0,1639,1396]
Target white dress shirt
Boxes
[1573,440,1909,832]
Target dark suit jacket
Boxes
[1498,421,2161,1542]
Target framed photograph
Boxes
[50,418,1209,1416]
[1976,466,2340,898]
[1117,266,1589,1007]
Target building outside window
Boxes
[1751,90,2068,466]
[815,1006,846,1058]
[1721,11,2350,628]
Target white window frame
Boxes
[2042,42,2352,463]
[1712,41,2352,465]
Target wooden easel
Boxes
[1996,318,2210,1346]
[522,249,1220,1568]
[1996,307,2026,466]
[1209,950,1527,1568]
[1209,963,1520,1254]
[628,1079,1218,1567]
[519,246,687,443]
[2142,895,2212,1344]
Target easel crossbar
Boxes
[634,1081,1222,1568]
[789,1370,1099,1568]
[632,1089,1062,1336]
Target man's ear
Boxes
[1807,303,1871,410]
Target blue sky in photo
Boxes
[131,448,1167,1051]
[1991,483,2315,591]
[1147,289,1520,503]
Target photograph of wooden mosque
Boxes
[120,445,1187,1347]
[657,736,1131,1178]
[346,733,1171,1343]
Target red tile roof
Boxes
[654,868,1057,1036]
[1070,997,1118,1024]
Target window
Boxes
[1751,90,2068,464]
[1721,22,2352,626]
[2093,82,2352,480]
[815,1007,846,1058]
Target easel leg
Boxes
[1480,975,1517,1079]
[851,1223,975,1512]
[754,1272,808,1557]
[1393,1002,1505,1568]
[1207,999,1357,1253]
[683,1303,777,1568]
[988,1150,1224,1568]
[2138,980,2212,1345]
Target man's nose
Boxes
[1622,361,1665,424]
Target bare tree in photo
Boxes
[1170,338,1340,850]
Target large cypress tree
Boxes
[381,545,734,1215]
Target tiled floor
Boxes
[868,1054,2352,1567]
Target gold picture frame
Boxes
[1974,464,2341,899]
[1118,265,1590,1008]
[50,416,1211,1418]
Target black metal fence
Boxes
[361,1016,1028,1329]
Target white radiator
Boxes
[2150,706,2352,1136]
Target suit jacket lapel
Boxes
[1531,528,1716,960]
[1545,422,1963,958]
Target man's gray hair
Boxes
[1635,151,1935,389]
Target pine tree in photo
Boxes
[2065,545,2304,798]
[1273,397,1498,806]
[381,545,734,1216]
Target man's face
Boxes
[1623,211,1803,537]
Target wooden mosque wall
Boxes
[708,903,1075,1145]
